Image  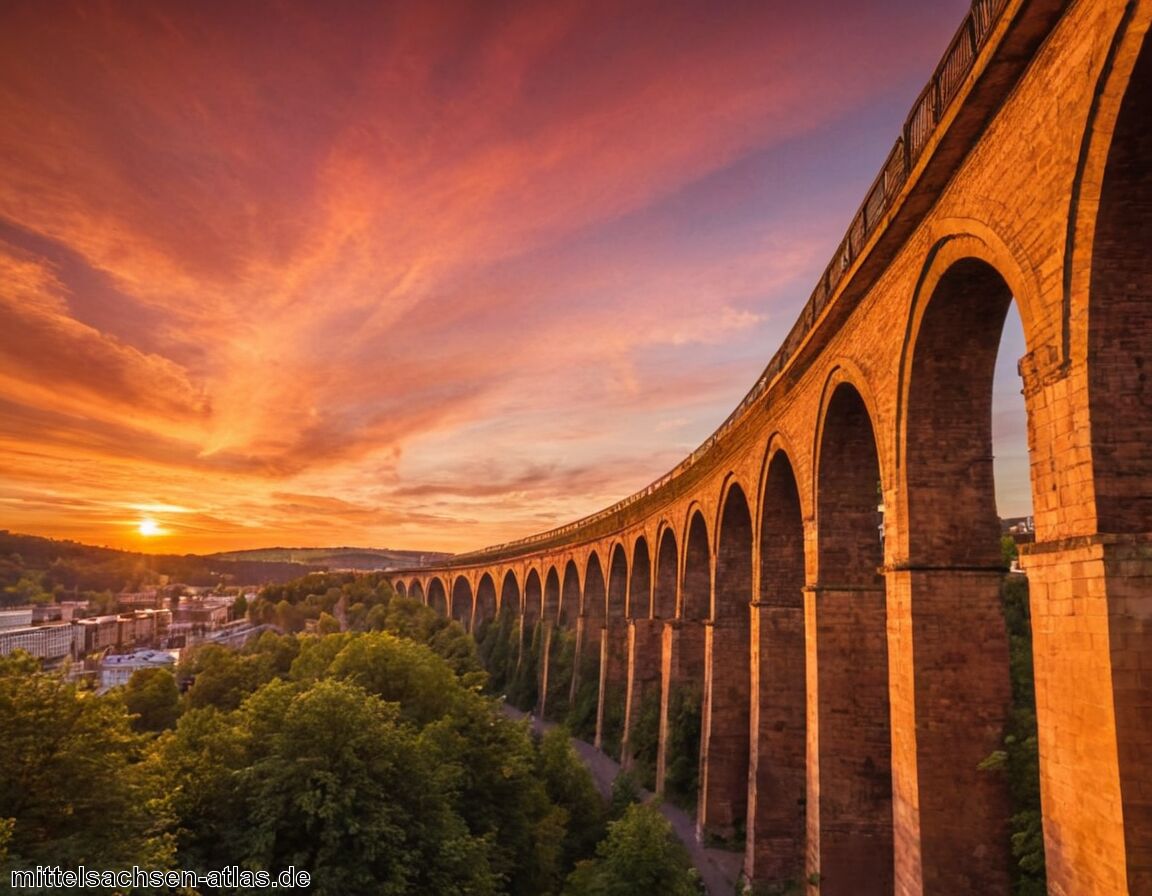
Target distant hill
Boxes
[0,531,451,597]
[207,546,454,570]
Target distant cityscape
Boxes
[0,586,253,689]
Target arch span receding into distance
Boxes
[390,5,1152,890]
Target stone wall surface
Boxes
[391,1,1152,891]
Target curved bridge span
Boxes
[391,1,1152,892]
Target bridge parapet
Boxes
[392,2,1152,892]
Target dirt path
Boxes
[504,707,743,896]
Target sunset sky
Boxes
[0,0,1030,555]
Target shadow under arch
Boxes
[427,577,447,617]
[559,559,580,627]
[698,479,753,840]
[542,564,577,723]
[543,567,560,622]
[450,576,473,630]
[746,444,807,885]
[811,378,893,896]
[568,552,606,741]
[599,543,630,755]
[898,250,1026,892]
[499,569,520,617]
[653,525,678,620]
[660,507,710,815]
[523,568,542,629]
[680,507,711,622]
[621,533,660,786]
[474,573,497,630]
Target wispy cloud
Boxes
[0,0,975,552]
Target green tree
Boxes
[544,628,576,721]
[239,678,497,896]
[384,595,444,643]
[123,666,181,733]
[159,676,497,896]
[1001,535,1019,568]
[246,629,300,679]
[0,653,171,867]
[316,610,342,635]
[181,644,270,711]
[288,632,356,684]
[477,605,515,693]
[537,727,608,873]
[1,572,51,606]
[151,705,251,869]
[562,803,699,896]
[324,630,464,727]
[981,574,1045,894]
[663,685,702,811]
[428,618,485,679]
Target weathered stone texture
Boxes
[393,1,1152,891]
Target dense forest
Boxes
[0,574,700,895]
[0,559,1042,894]
[475,566,1045,895]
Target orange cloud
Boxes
[0,0,974,552]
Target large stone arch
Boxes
[653,525,678,620]
[681,507,711,621]
[427,577,447,617]
[607,542,628,621]
[599,542,630,754]
[900,252,1023,558]
[894,224,1043,494]
[450,576,473,630]
[1065,3,1152,386]
[569,552,607,741]
[543,566,561,621]
[1085,28,1152,534]
[410,579,425,604]
[811,377,893,895]
[394,580,407,598]
[475,573,497,630]
[583,551,607,622]
[499,569,520,616]
[524,568,543,629]
[629,536,652,618]
[623,533,660,783]
[560,559,580,627]
[660,507,711,810]
[746,445,807,885]
[543,563,574,723]
[812,362,890,545]
[699,478,753,840]
[897,250,1024,892]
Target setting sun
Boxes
[137,519,162,537]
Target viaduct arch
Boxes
[392,1,1152,892]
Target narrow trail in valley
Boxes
[503,705,743,896]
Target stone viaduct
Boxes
[389,0,1151,892]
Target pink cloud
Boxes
[0,0,973,552]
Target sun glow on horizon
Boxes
[137,518,164,537]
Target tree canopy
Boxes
[0,572,701,895]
